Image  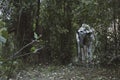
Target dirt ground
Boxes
[8,64,120,80]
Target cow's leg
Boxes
[76,33,82,62]
[84,45,91,67]
[83,45,86,61]
[85,45,89,62]
[81,47,85,63]
[88,43,93,62]
[84,45,90,64]
[77,41,81,61]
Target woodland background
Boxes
[0,0,120,79]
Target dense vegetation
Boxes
[0,0,120,79]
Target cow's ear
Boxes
[77,31,79,34]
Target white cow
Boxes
[76,24,95,64]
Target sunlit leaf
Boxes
[0,35,6,43]
[34,32,38,39]
[30,46,36,52]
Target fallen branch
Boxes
[108,55,120,65]
[15,47,44,59]
[10,40,38,59]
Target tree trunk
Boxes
[60,1,73,64]
[35,0,42,35]
[113,0,118,55]
[16,9,34,62]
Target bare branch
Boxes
[10,40,38,59]
[108,55,120,64]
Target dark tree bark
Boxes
[60,1,73,64]
[113,0,118,55]
[16,9,34,57]
[35,0,42,35]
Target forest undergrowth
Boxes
[5,63,120,80]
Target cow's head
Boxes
[77,24,95,44]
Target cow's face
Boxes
[78,27,87,36]
[77,25,95,44]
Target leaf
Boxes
[0,20,5,27]
[30,46,36,52]
[1,30,8,39]
[34,32,38,39]
[0,35,6,43]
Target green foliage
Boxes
[0,0,120,78]
[0,36,6,43]
[0,20,8,43]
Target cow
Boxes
[76,24,95,64]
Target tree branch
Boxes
[108,55,120,64]
[10,40,38,59]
